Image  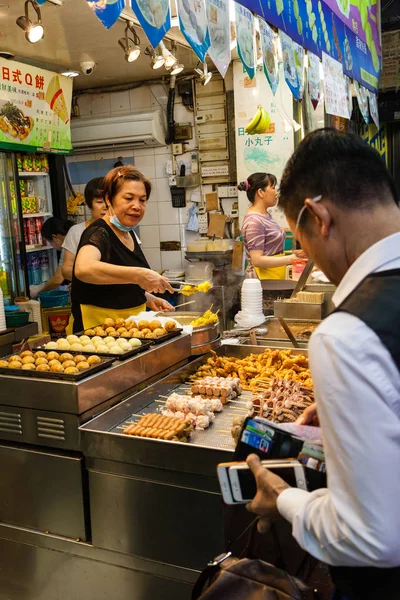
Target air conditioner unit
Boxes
[71,109,166,153]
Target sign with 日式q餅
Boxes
[0,59,73,153]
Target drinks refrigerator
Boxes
[0,151,58,304]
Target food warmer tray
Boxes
[80,343,309,464]
[147,328,183,345]
[37,339,155,361]
[0,350,114,381]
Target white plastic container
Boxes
[0,288,6,332]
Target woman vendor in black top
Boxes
[70,166,174,333]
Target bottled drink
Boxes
[27,255,34,286]
[35,218,43,246]
[40,252,50,282]
[31,253,42,285]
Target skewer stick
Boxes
[175,300,196,309]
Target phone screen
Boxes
[240,419,276,455]
[233,465,301,501]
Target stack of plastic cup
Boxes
[234,279,265,328]
[0,287,6,333]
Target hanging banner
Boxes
[367,90,379,129]
[344,74,353,119]
[235,2,256,80]
[235,0,381,93]
[362,124,388,167]
[279,31,304,101]
[233,61,294,226]
[308,52,321,109]
[130,0,171,48]
[259,18,279,95]
[353,80,370,124]
[0,59,72,153]
[85,0,125,29]
[176,0,210,62]
[322,52,349,119]
[205,0,231,78]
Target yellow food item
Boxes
[34,351,46,359]
[36,364,50,372]
[149,320,162,332]
[51,364,64,373]
[164,321,177,332]
[153,328,167,337]
[87,355,101,365]
[190,310,219,328]
[21,363,36,371]
[8,355,22,363]
[0,360,9,368]
[64,366,79,374]
[62,360,76,369]
[21,356,35,365]
[181,281,212,296]
[190,349,313,390]
[20,351,33,359]
[76,361,90,371]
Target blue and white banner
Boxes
[176,0,210,62]
[130,0,171,48]
[280,31,304,101]
[85,0,125,29]
[235,2,255,80]
[206,0,231,78]
[259,18,278,95]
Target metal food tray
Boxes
[0,350,114,382]
[149,328,183,345]
[37,338,155,361]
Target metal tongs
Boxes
[168,280,199,289]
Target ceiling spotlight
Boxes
[119,21,141,63]
[16,0,44,44]
[61,70,80,78]
[169,63,184,75]
[195,61,212,86]
[144,46,164,70]
[158,40,177,69]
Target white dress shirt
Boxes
[277,232,400,567]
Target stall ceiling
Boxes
[0,1,198,90]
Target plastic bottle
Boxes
[27,255,34,286]
[31,253,42,285]
[40,252,50,282]
[0,287,6,332]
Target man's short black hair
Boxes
[279,128,399,225]
[84,177,105,209]
[41,217,73,242]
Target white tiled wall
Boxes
[68,83,200,271]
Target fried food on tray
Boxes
[123,413,194,442]
[190,349,312,390]
[246,377,315,423]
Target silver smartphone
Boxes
[217,460,308,505]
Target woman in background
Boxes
[239,173,297,279]
[30,217,73,299]
[61,177,107,281]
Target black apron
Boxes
[330,269,400,600]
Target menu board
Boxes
[0,59,73,153]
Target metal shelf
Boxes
[26,245,54,253]
[23,212,52,219]
[18,172,49,177]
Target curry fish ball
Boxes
[8,355,22,363]
[21,356,35,365]
[114,318,126,329]
[62,360,76,369]
[105,327,116,335]
[20,350,33,359]
[76,361,90,371]
[35,357,49,366]
[87,355,102,365]
[8,361,22,369]
[145,332,157,339]
[64,366,79,374]
[164,321,177,332]
[149,320,162,332]
[21,363,36,371]
[153,328,167,337]
[48,359,61,367]
[51,364,64,373]
[0,360,9,368]
[74,355,87,364]
[138,320,150,331]
[60,353,74,362]
[36,364,50,372]
[34,351,46,359]
[46,351,59,361]
[84,329,96,336]
[102,318,115,329]
[125,321,135,331]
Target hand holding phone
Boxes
[217,458,307,505]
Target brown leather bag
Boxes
[192,552,319,600]
[192,520,322,600]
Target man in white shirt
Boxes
[246,129,400,599]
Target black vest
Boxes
[330,269,400,600]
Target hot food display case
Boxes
[0,342,312,600]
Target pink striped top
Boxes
[242,212,286,278]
